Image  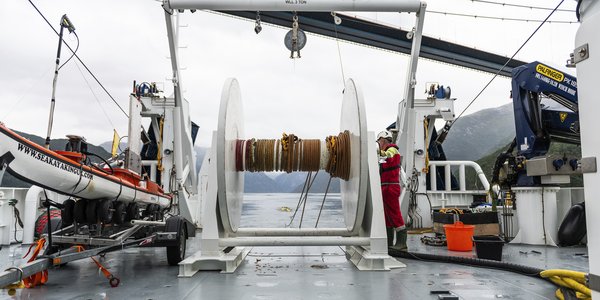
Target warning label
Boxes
[536,64,564,82]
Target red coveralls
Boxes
[380,144,405,228]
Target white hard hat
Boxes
[377,130,393,141]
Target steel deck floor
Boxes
[0,234,588,299]
[0,194,590,299]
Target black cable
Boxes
[315,175,333,228]
[454,0,566,124]
[58,32,79,70]
[575,0,582,21]
[83,151,115,175]
[9,200,24,243]
[428,10,577,24]
[27,0,129,118]
[389,249,545,277]
[469,0,576,13]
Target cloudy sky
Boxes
[0,0,578,148]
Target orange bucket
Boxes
[444,221,475,251]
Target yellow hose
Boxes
[541,269,591,299]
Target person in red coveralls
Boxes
[377,130,407,251]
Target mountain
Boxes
[1,102,527,192]
[464,141,583,189]
[244,173,280,193]
[99,141,127,155]
[289,172,341,193]
[443,103,515,161]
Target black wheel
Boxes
[97,199,114,224]
[73,200,87,224]
[113,202,126,225]
[86,200,98,224]
[151,204,162,220]
[61,199,75,226]
[143,204,154,217]
[125,203,139,222]
[167,219,187,266]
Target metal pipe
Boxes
[0,259,50,288]
[444,164,451,192]
[219,237,370,247]
[130,220,166,226]
[430,165,437,191]
[164,0,422,12]
[234,228,354,237]
[45,20,66,148]
[459,164,466,191]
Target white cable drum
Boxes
[165,0,422,12]
[217,78,244,233]
[340,78,367,232]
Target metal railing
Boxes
[428,160,489,192]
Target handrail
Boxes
[428,160,490,192]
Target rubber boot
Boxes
[386,227,394,247]
[392,229,408,251]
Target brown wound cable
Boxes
[251,139,257,172]
[244,139,252,172]
[235,139,243,171]
[295,139,301,171]
[233,131,351,180]
[275,139,280,171]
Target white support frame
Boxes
[162,0,425,275]
[164,0,422,12]
[397,96,457,228]
[162,12,199,223]
[179,132,404,275]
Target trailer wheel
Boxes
[74,200,87,224]
[98,199,114,224]
[61,199,75,226]
[143,204,157,220]
[167,218,187,266]
[113,202,126,225]
[125,203,139,222]
[86,201,98,224]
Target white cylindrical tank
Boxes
[510,187,560,246]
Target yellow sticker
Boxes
[536,64,564,82]
[559,112,568,122]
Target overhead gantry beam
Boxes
[219,11,525,77]
[164,0,525,76]
[163,0,422,12]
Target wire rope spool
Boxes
[215,78,368,233]
[217,78,245,233]
[338,79,367,232]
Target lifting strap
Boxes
[22,238,48,288]
[91,257,120,288]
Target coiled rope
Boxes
[235,130,351,180]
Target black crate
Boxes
[473,235,504,261]
[433,212,456,224]
[433,211,499,225]
[459,212,499,225]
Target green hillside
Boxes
[463,141,583,189]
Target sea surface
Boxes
[241,193,344,228]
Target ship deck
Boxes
[0,194,589,300]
